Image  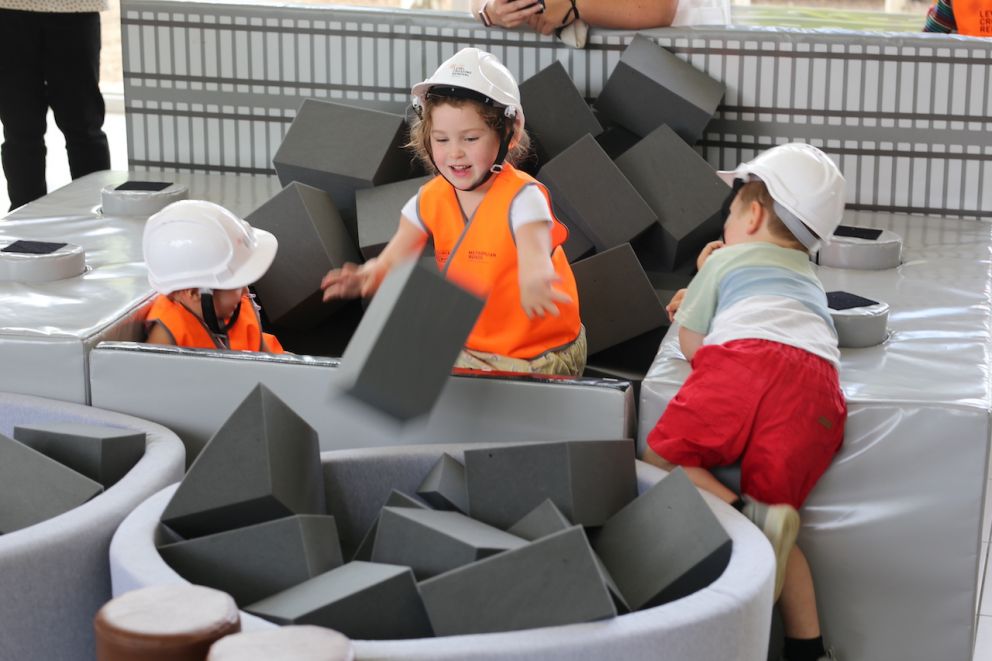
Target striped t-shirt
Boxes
[675,242,840,367]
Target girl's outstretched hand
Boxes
[520,270,573,318]
[321,260,380,301]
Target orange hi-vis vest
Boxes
[146,294,285,353]
[956,0,992,36]
[418,165,581,360]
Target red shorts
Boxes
[647,339,846,509]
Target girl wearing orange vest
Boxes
[143,200,285,354]
[321,48,585,376]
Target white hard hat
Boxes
[718,143,846,251]
[411,47,522,121]
[143,200,277,294]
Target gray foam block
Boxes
[371,507,526,580]
[595,125,641,160]
[592,467,733,610]
[647,269,695,305]
[554,202,595,263]
[538,134,657,252]
[617,124,728,270]
[594,34,725,144]
[416,453,469,513]
[336,257,484,420]
[273,99,413,224]
[246,561,433,640]
[356,175,432,260]
[572,243,667,355]
[161,384,325,539]
[519,60,603,163]
[158,514,343,606]
[0,432,104,533]
[465,439,637,529]
[247,182,361,327]
[13,422,145,487]
[418,526,616,636]
[352,490,429,562]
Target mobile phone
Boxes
[526,0,545,12]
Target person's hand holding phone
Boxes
[477,0,545,28]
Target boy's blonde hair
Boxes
[407,95,531,174]
[737,181,808,251]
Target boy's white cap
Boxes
[143,199,277,294]
[717,143,846,251]
[411,47,522,121]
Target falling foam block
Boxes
[13,422,145,487]
[356,176,432,260]
[273,99,413,235]
[592,468,733,610]
[519,60,603,163]
[572,243,668,355]
[161,384,325,539]
[418,526,617,636]
[247,182,361,327]
[245,561,434,640]
[617,124,728,271]
[158,514,343,607]
[371,507,526,580]
[464,439,637,529]
[352,490,429,562]
[507,499,629,612]
[594,34,725,144]
[336,257,484,420]
[0,432,104,533]
[416,453,469,513]
[538,134,657,252]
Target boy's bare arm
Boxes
[515,221,572,318]
[679,325,705,362]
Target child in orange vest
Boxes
[142,199,285,354]
[321,47,585,376]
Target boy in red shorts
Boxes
[644,143,846,661]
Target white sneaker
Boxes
[741,497,800,601]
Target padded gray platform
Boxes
[639,211,992,661]
[0,169,281,403]
[0,391,185,661]
[109,444,774,660]
[246,181,361,327]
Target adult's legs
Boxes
[43,11,110,181]
[0,9,49,209]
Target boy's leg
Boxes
[780,545,830,661]
[642,447,741,504]
[740,497,800,601]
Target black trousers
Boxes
[0,9,111,210]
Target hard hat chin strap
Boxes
[199,288,242,336]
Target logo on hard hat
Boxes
[448,63,472,78]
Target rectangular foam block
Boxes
[571,243,668,355]
[418,526,616,635]
[371,507,526,580]
[247,182,362,328]
[592,468,733,610]
[158,514,343,606]
[537,134,657,252]
[617,124,729,270]
[465,440,637,529]
[352,490,429,562]
[553,202,594,262]
[587,325,670,375]
[161,384,325,539]
[336,257,484,420]
[0,432,103,534]
[519,60,603,164]
[595,125,641,160]
[355,176,432,260]
[246,561,434,640]
[272,99,413,228]
[594,34,725,144]
[12,422,145,487]
[417,453,469,513]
